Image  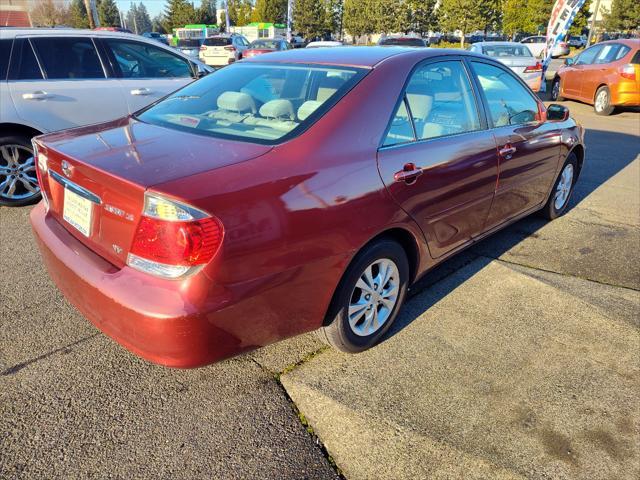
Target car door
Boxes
[581,43,629,100]
[98,37,197,114]
[377,59,498,259]
[469,60,562,229]
[8,36,129,132]
[564,44,603,98]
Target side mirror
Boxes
[546,104,570,121]
[564,57,574,66]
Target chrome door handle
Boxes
[394,163,423,184]
[499,145,517,159]
[22,91,51,100]
[131,88,152,96]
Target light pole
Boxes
[84,0,100,28]
[287,0,293,42]
[587,0,602,46]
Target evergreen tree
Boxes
[343,0,372,41]
[604,0,640,32]
[294,0,327,39]
[569,0,591,36]
[438,0,484,47]
[227,0,253,26]
[197,0,217,24]
[502,0,553,36]
[163,0,198,31]
[252,0,288,23]
[152,14,167,33]
[478,0,503,34]
[97,0,120,27]
[69,0,90,28]
[136,3,153,32]
[404,0,438,36]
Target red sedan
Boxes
[243,38,291,58]
[31,47,585,367]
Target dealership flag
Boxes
[540,0,587,92]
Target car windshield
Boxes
[204,37,232,46]
[137,63,366,144]
[381,38,425,47]
[250,40,280,49]
[482,45,533,57]
[178,39,201,48]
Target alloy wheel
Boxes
[554,163,574,211]
[552,80,560,100]
[0,144,39,201]
[348,258,400,337]
[595,89,608,113]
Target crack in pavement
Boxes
[1,333,101,376]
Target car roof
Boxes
[0,27,148,41]
[473,41,527,47]
[242,46,466,68]
[597,38,640,48]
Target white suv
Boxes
[0,28,213,206]
[199,34,250,67]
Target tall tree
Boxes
[197,0,217,24]
[30,0,70,26]
[227,0,253,26]
[438,0,484,47]
[252,0,287,23]
[69,0,90,28]
[97,0,120,27]
[294,0,326,39]
[343,0,374,41]
[502,0,553,37]
[152,14,167,33]
[478,0,503,34]
[604,0,640,32]
[163,0,198,31]
[404,0,438,36]
[569,0,591,35]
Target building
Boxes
[0,0,31,27]
[229,22,286,42]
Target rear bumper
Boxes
[30,203,249,368]
[612,81,640,106]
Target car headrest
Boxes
[259,99,294,120]
[297,100,322,121]
[217,91,256,113]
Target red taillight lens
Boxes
[130,216,222,266]
[524,62,543,73]
[224,45,236,51]
[619,64,636,80]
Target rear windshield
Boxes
[483,45,533,57]
[178,39,201,48]
[380,38,425,47]
[203,37,232,46]
[138,63,367,144]
[250,40,280,49]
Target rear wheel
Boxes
[0,135,40,207]
[594,86,615,116]
[319,239,409,353]
[541,153,577,220]
[551,77,564,101]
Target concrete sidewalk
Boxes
[281,104,640,479]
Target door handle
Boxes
[22,91,51,100]
[394,163,423,184]
[131,88,152,96]
[499,145,517,159]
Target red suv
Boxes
[31,47,585,367]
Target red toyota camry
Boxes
[31,47,585,367]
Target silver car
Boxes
[468,42,543,92]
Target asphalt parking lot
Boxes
[1,100,639,479]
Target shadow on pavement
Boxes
[385,128,639,340]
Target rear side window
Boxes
[595,44,631,64]
[104,39,192,79]
[13,39,43,80]
[632,50,640,64]
[204,37,231,46]
[30,37,104,79]
[138,64,366,144]
[471,62,539,127]
[384,61,481,146]
[0,39,12,80]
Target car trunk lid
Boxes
[494,56,539,74]
[36,117,272,268]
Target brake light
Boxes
[224,45,236,52]
[128,193,223,279]
[619,64,636,80]
[524,62,543,73]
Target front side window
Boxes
[575,45,602,65]
[471,62,539,127]
[30,37,104,79]
[138,63,366,144]
[384,60,480,146]
[105,39,192,78]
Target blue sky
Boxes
[116,1,215,18]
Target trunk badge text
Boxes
[61,160,73,178]
[112,244,123,254]
[104,204,135,222]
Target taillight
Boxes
[619,64,636,80]
[524,62,543,73]
[128,193,223,279]
[224,45,236,52]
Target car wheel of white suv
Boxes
[0,134,41,207]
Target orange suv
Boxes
[551,39,639,115]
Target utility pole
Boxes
[84,0,100,29]
[587,0,601,46]
[286,0,293,42]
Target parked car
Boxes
[551,39,639,115]
[0,28,213,207]
[290,35,306,48]
[176,38,203,59]
[378,36,427,47]
[305,40,343,48]
[142,31,169,45]
[30,47,584,367]
[243,38,291,58]
[198,34,250,66]
[468,42,543,91]
[568,35,587,48]
[521,36,569,58]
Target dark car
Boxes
[31,47,584,367]
[378,36,427,47]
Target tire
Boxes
[594,86,615,116]
[541,153,578,220]
[551,77,564,101]
[318,239,409,353]
[0,134,41,207]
